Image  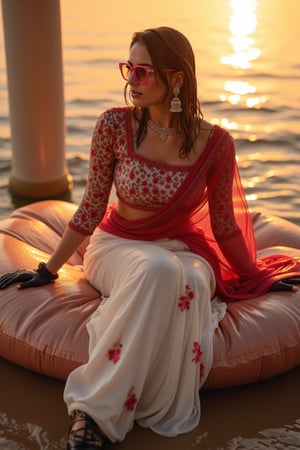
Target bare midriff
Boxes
[116,199,156,221]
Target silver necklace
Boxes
[147,119,179,141]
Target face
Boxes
[124,42,171,109]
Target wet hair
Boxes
[123,26,203,158]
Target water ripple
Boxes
[0,412,66,449]
[192,420,300,449]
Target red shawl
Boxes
[100,125,300,301]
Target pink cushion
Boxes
[0,200,299,388]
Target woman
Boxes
[0,27,299,449]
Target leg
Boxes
[137,249,219,435]
[64,231,218,441]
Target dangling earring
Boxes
[170,86,182,112]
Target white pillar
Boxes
[1,0,72,198]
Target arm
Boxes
[47,111,118,274]
[45,227,89,275]
[216,230,257,276]
[207,131,299,291]
[0,227,88,290]
[47,111,117,274]
[0,110,117,290]
[208,132,257,276]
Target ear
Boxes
[172,71,184,88]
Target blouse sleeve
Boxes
[68,110,116,235]
[208,131,257,275]
[208,132,240,239]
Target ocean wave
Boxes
[236,137,296,149]
[192,420,300,449]
[85,58,119,65]
[66,124,87,135]
[68,98,104,106]
[0,411,66,449]
[220,105,278,114]
[217,71,300,81]
[0,159,11,172]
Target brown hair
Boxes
[123,26,203,158]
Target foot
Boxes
[66,410,106,449]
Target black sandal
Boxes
[66,410,106,449]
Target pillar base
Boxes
[9,173,73,200]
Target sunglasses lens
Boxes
[120,63,131,80]
[135,67,148,82]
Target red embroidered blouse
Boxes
[69,107,237,238]
[68,107,300,300]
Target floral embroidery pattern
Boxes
[192,341,202,364]
[124,389,138,412]
[208,135,240,238]
[70,107,191,234]
[192,342,205,380]
[114,155,189,211]
[178,284,195,311]
[106,340,123,364]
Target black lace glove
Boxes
[0,262,58,289]
[270,277,300,292]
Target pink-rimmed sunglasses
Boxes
[119,62,176,85]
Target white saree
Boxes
[64,229,226,442]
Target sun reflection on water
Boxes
[221,0,260,70]
[219,0,266,113]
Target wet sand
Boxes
[1,357,299,449]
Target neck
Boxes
[148,106,175,129]
[147,119,179,141]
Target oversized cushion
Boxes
[0,200,299,388]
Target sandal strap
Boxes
[68,410,106,449]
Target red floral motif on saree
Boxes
[106,340,123,364]
[178,284,195,311]
[124,389,138,412]
[192,341,203,364]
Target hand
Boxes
[0,262,58,289]
[269,277,300,292]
